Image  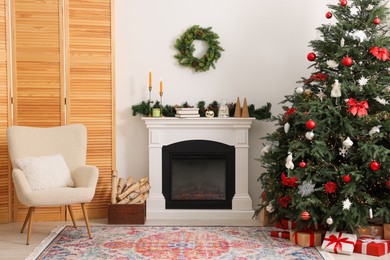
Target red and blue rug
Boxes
[28,226,324,259]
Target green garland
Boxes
[131,100,272,120]
[174,25,224,72]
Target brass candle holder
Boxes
[159,91,163,117]
[148,86,152,116]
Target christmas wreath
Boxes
[174,25,224,72]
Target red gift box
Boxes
[354,238,390,257]
[276,218,297,230]
[271,230,290,239]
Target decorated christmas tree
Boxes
[257,0,389,233]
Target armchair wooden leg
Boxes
[67,205,77,228]
[21,207,34,234]
[26,207,35,245]
[81,203,92,239]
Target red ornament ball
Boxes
[306,119,316,130]
[326,12,333,19]
[302,211,310,220]
[342,56,353,67]
[307,52,316,61]
[386,180,390,189]
[343,175,351,183]
[299,161,307,168]
[373,17,381,25]
[370,161,381,171]
[340,0,348,6]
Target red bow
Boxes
[324,232,355,253]
[347,98,368,117]
[370,46,389,61]
[281,172,298,187]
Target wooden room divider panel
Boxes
[0,0,115,223]
[65,0,114,219]
[0,0,11,224]
[11,0,66,222]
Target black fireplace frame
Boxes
[162,140,235,209]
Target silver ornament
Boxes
[284,122,290,133]
[305,131,314,140]
[326,217,333,225]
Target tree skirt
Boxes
[28,225,324,259]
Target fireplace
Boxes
[162,140,235,209]
[143,117,254,220]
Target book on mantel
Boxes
[175,114,200,118]
[175,107,199,117]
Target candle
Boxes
[148,70,152,88]
[160,78,163,93]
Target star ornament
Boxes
[316,89,327,101]
[358,76,368,87]
[343,198,352,210]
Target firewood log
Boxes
[117,177,149,201]
[111,170,118,204]
[129,192,149,204]
[116,178,125,196]
[124,177,133,189]
[117,183,150,204]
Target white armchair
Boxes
[7,124,99,245]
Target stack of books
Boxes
[175,107,200,118]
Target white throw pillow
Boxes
[14,154,74,191]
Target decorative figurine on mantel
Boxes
[218,100,229,118]
[234,97,241,117]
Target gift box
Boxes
[271,230,290,239]
[276,218,297,230]
[290,230,324,247]
[354,238,390,257]
[321,231,357,255]
[358,225,384,239]
[385,224,390,240]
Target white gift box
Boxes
[321,231,357,255]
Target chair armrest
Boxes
[73,165,99,189]
[12,168,33,206]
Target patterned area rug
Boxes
[28,226,324,259]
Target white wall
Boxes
[115,0,329,209]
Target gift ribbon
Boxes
[324,232,355,253]
[294,230,315,246]
[360,238,388,255]
[347,98,368,117]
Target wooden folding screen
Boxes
[65,0,114,219]
[11,0,65,221]
[0,0,11,224]
[2,0,114,222]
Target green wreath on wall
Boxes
[174,25,224,72]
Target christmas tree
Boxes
[257,0,389,233]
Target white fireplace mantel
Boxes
[143,117,255,220]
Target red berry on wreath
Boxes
[306,119,316,130]
[370,161,380,171]
[302,211,310,220]
[343,175,351,183]
[342,56,353,67]
[307,52,316,61]
[386,180,390,189]
[326,12,333,19]
[373,17,381,25]
[299,161,307,168]
[340,0,348,6]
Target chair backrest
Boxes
[7,124,87,173]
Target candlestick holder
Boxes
[148,86,152,116]
[159,91,163,117]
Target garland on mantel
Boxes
[131,100,272,120]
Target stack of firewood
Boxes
[111,170,150,204]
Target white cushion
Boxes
[14,154,74,191]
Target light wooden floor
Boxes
[1,218,389,260]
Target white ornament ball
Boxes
[295,87,304,94]
[326,217,333,225]
[305,131,315,140]
[284,123,290,134]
